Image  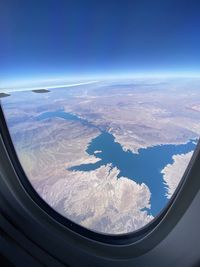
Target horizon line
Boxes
[1,71,200,92]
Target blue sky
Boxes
[1,0,200,87]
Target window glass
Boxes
[1,78,199,234]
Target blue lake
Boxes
[37,110,94,128]
[37,110,197,216]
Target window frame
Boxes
[0,101,200,252]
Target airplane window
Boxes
[1,77,199,234]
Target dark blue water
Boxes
[70,132,196,216]
[37,110,196,216]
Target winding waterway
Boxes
[38,110,196,216]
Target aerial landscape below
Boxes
[1,77,200,234]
